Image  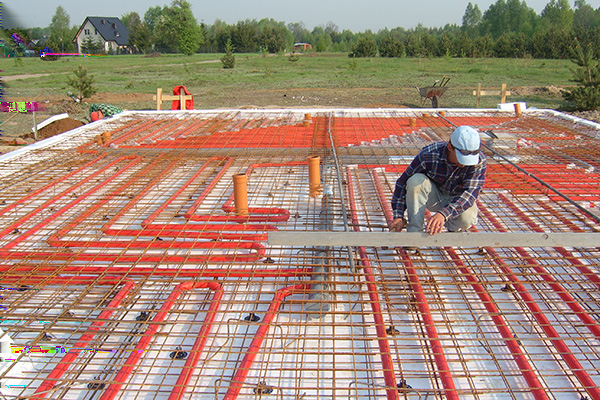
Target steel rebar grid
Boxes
[0,109,598,399]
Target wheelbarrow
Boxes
[415,76,450,108]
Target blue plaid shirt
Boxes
[391,142,486,220]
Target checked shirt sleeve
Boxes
[391,151,427,219]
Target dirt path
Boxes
[3,73,56,82]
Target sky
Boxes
[3,0,600,32]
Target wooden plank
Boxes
[152,88,193,110]
[471,90,512,96]
[268,231,600,248]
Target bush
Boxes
[379,36,404,58]
[67,64,96,101]
[221,39,235,69]
[349,36,377,58]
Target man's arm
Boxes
[439,163,487,220]
[391,151,429,220]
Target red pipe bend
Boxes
[369,168,457,400]
[100,281,223,400]
[30,277,136,399]
[223,284,309,400]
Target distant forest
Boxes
[3,0,600,59]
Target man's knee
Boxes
[406,173,430,193]
[448,205,478,231]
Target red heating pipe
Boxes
[370,169,458,400]
[486,195,600,340]
[478,202,600,400]
[133,156,277,240]
[77,120,142,153]
[27,276,136,399]
[442,248,549,400]
[100,281,223,400]
[50,157,273,242]
[166,119,211,141]
[500,194,600,291]
[222,284,309,400]
[2,156,141,249]
[51,156,176,243]
[0,251,257,264]
[188,161,306,223]
[0,156,130,240]
[36,157,263,261]
[347,168,400,400]
[129,119,189,144]
[106,119,167,147]
[0,155,105,220]
[101,228,270,242]
[0,265,311,278]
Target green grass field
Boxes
[0,53,576,110]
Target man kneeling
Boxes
[389,125,487,236]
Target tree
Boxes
[539,0,574,32]
[123,12,152,54]
[379,36,404,57]
[233,20,260,53]
[221,38,235,68]
[67,65,97,101]
[479,0,537,38]
[288,22,309,43]
[562,40,600,110]
[260,25,288,53]
[462,2,482,34]
[574,0,600,31]
[155,0,203,55]
[81,36,103,53]
[349,35,377,58]
[48,6,72,53]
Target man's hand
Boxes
[389,217,407,232]
[426,213,446,235]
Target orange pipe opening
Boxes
[308,156,321,197]
[514,103,522,117]
[101,131,112,144]
[232,173,248,216]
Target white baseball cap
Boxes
[450,126,481,166]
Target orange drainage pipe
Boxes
[308,155,322,197]
[1,156,142,249]
[370,169,457,400]
[478,202,600,400]
[347,168,399,400]
[201,161,306,223]
[232,173,249,216]
[28,276,136,399]
[442,247,549,400]
[493,195,600,339]
[223,284,310,400]
[100,281,223,400]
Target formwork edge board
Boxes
[268,231,600,248]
